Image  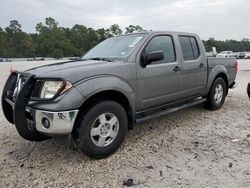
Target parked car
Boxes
[244,52,250,59]
[239,52,250,59]
[1,31,238,159]
[27,58,35,61]
[231,52,241,59]
[216,51,233,58]
[69,57,81,61]
[206,52,214,57]
[0,58,3,62]
[36,57,45,61]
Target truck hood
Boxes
[25,60,131,84]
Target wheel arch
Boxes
[74,89,135,130]
[203,65,229,96]
[214,73,229,94]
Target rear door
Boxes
[178,35,207,97]
[136,34,183,110]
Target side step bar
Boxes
[136,98,206,123]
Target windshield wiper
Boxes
[84,57,113,62]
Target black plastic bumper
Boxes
[1,72,18,124]
[229,81,237,89]
[2,72,34,124]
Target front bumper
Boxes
[34,109,78,134]
[2,71,79,136]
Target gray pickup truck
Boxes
[2,31,237,159]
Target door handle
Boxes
[173,66,181,72]
[199,63,205,69]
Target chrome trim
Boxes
[12,74,20,98]
[4,98,14,108]
[35,109,79,134]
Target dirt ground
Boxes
[0,60,250,188]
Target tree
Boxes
[45,17,58,30]
[109,24,122,36]
[1,19,250,58]
[5,20,22,34]
[0,27,6,57]
[20,36,35,57]
[241,38,250,42]
[52,49,64,59]
[95,28,109,42]
[70,24,91,55]
[4,20,28,57]
[35,17,74,57]
[125,25,144,34]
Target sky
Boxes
[0,0,249,40]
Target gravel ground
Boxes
[0,60,250,188]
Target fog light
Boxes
[41,117,50,129]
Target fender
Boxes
[75,75,137,115]
[202,65,229,96]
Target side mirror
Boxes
[247,83,250,98]
[141,51,164,67]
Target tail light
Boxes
[235,60,238,77]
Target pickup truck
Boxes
[2,31,237,159]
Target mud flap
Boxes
[248,83,250,98]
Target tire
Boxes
[205,77,227,110]
[71,101,128,159]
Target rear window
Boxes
[179,36,200,61]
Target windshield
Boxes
[82,33,147,60]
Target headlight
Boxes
[40,81,72,99]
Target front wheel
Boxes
[204,77,227,110]
[71,101,128,159]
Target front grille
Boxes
[31,80,44,98]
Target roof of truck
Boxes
[121,30,198,37]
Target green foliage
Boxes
[5,20,22,34]
[125,25,144,34]
[1,18,250,58]
[20,36,35,57]
[109,24,123,36]
[203,37,250,52]
[52,49,64,59]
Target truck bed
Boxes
[207,57,237,86]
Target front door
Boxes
[137,35,183,110]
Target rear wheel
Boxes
[72,101,128,159]
[204,77,227,110]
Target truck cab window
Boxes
[143,35,176,64]
[190,37,200,59]
[179,36,200,61]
